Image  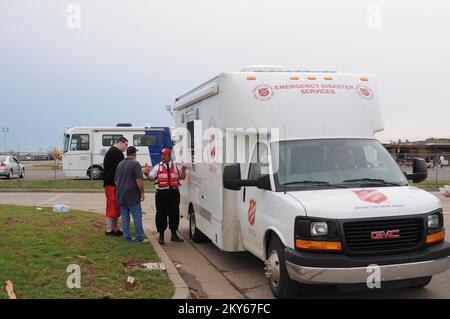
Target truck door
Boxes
[239,142,269,257]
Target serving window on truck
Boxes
[70,134,89,151]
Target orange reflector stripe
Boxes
[307,76,316,80]
[290,76,299,80]
[426,230,445,244]
[246,76,256,80]
[295,239,342,251]
[324,76,333,80]
[360,77,369,81]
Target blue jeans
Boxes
[120,203,145,242]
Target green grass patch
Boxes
[413,179,450,189]
[0,180,155,190]
[0,205,174,299]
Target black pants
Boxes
[155,188,180,233]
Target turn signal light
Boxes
[295,239,342,251]
[426,230,445,244]
[246,76,256,80]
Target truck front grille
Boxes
[343,218,424,255]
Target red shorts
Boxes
[104,186,121,218]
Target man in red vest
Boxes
[145,148,187,244]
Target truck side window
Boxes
[248,143,268,180]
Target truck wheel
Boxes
[409,276,432,288]
[189,206,208,243]
[267,235,302,298]
[7,169,13,179]
[87,166,104,180]
[20,168,25,179]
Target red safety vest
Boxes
[157,162,180,188]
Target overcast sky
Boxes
[0,0,449,152]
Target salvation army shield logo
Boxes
[356,85,373,100]
[248,199,256,225]
[253,85,274,101]
[353,189,388,204]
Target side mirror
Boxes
[223,164,259,191]
[406,157,427,183]
[257,175,272,190]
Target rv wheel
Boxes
[87,166,104,180]
[267,235,302,299]
[188,206,208,243]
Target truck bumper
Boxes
[285,242,450,285]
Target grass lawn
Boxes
[0,205,174,299]
[0,180,155,190]
[413,179,450,190]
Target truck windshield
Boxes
[63,134,70,153]
[271,139,408,190]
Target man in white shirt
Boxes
[145,148,187,244]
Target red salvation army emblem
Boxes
[356,85,373,100]
[248,199,256,225]
[253,85,274,101]
[353,189,388,204]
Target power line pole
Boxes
[2,127,9,154]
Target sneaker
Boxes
[135,239,149,244]
[105,231,115,236]
[112,230,123,237]
[171,232,184,242]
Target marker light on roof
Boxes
[246,76,256,80]
[307,76,316,80]
[290,76,300,80]
[324,76,333,80]
[360,77,369,81]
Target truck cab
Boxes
[223,137,450,298]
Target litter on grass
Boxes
[53,204,70,213]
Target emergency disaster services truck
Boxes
[168,66,450,298]
[62,126,172,179]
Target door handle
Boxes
[243,187,246,202]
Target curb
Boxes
[143,226,191,299]
[0,189,156,193]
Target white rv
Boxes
[62,126,153,179]
[169,66,450,298]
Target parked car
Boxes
[0,156,25,179]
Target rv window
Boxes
[70,134,89,151]
[102,135,123,147]
[133,134,156,147]
[63,134,70,153]
[248,143,269,180]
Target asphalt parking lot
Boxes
[0,191,450,299]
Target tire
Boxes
[7,169,13,180]
[266,235,302,298]
[87,166,104,180]
[409,276,432,288]
[20,168,25,179]
[188,206,208,243]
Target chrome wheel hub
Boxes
[265,249,281,287]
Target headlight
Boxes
[310,222,328,236]
[428,214,440,229]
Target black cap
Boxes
[126,146,138,156]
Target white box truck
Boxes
[168,66,450,298]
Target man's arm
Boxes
[136,178,145,201]
[145,165,158,181]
